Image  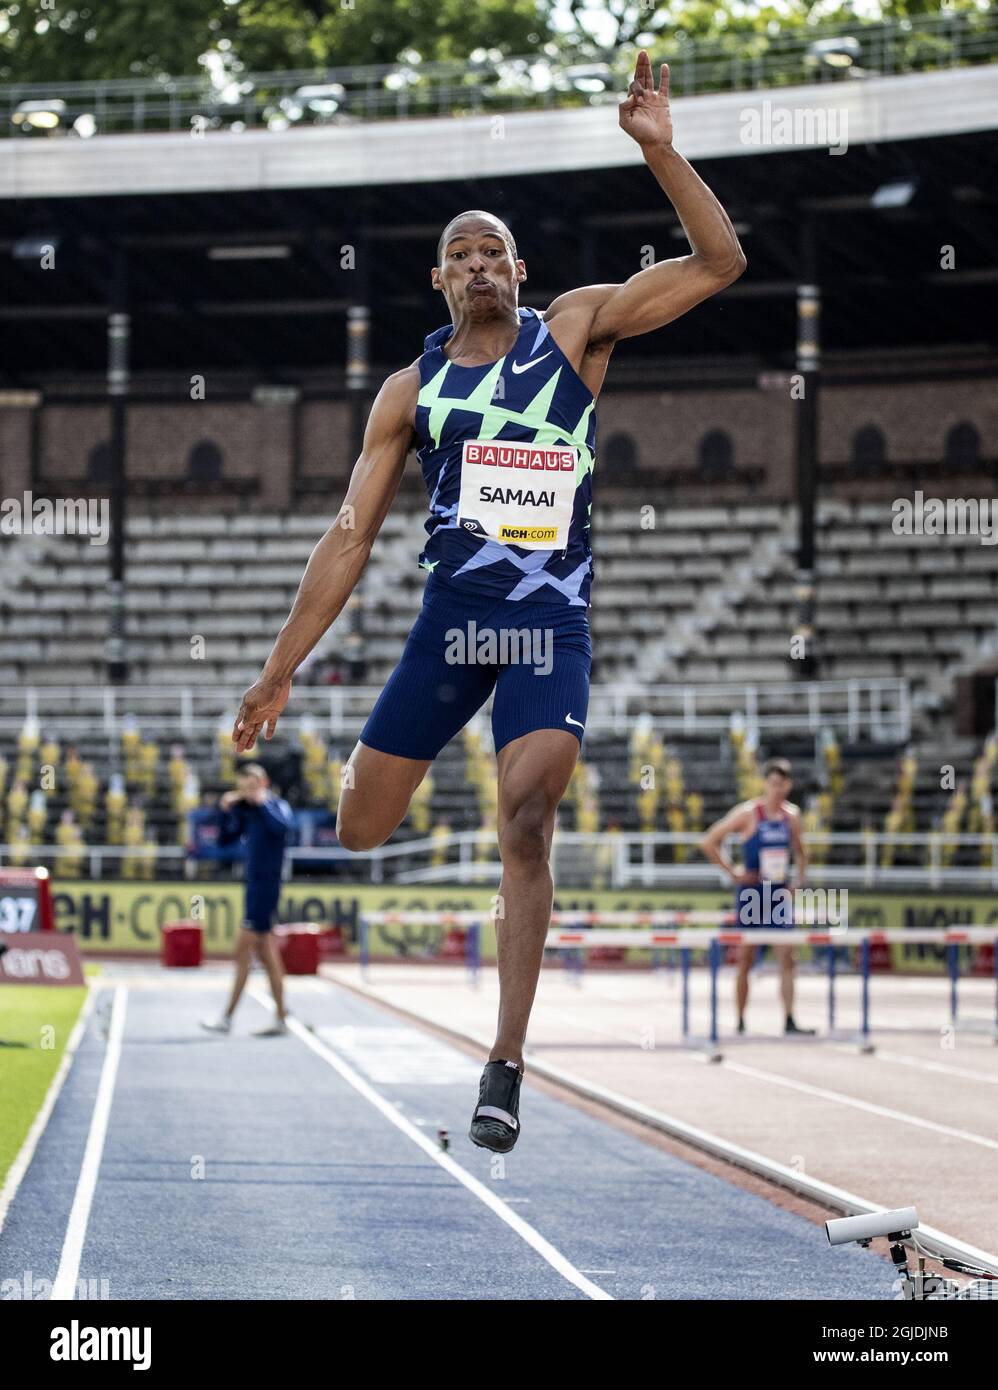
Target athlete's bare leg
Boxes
[336,742,431,851]
[491,728,580,1068]
[255,932,287,1020]
[775,943,795,1016]
[222,928,256,1018]
[735,942,755,1023]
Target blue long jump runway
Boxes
[1,969,890,1301]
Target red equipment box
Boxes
[161,921,203,968]
[275,924,321,975]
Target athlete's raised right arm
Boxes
[232,364,419,753]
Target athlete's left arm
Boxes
[545,52,745,349]
[788,806,809,887]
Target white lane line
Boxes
[248,988,611,1300]
[0,986,98,1239]
[826,1042,998,1086]
[537,1008,644,1047]
[720,1057,998,1152]
[315,1024,481,1086]
[51,986,128,1302]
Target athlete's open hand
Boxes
[232,674,291,753]
[619,50,672,149]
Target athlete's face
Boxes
[765,771,791,799]
[238,771,267,798]
[432,221,525,316]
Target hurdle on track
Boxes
[357,910,998,1049]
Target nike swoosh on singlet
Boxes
[510,352,552,374]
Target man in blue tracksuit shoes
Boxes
[200,763,295,1037]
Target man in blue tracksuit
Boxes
[200,763,295,1037]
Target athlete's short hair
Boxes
[437,211,517,266]
[762,757,792,779]
[237,762,268,781]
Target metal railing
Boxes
[4,829,996,890]
[3,11,995,138]
[0,677,911,742]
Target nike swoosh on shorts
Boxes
[565,713,585,730]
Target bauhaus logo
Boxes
[463,442,575,472]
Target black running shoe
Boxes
[469,1060,523,1153]
[785,1017,816,1036]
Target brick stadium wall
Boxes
[1,376,993,511]
[598,386,795,498]
[0,404,32,497]
[300,399,355,486]
[7,400,296,512]
[821,380,998,462]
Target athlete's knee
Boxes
[499,793,553,865]
[336,809,391,854]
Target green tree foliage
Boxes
[1,0,985,85]
[0,0,550,83]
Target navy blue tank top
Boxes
[414,307,597,607]
[742,802,793,885]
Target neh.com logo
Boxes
[464,442,575,471]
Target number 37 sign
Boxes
[0,867,55,935]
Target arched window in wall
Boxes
[87,440,112,483]
[604,431,638,481]
[944,421,980,470]
[851,424,886,473]
[187,439,224,482]
[697,429,734,483]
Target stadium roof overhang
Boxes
[1,66,996,384]
[1,65,995,200]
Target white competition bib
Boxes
[456,440,577,550]
[759,847,789,883]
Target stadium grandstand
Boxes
[2,9,996,895]
[2,1,998,1318]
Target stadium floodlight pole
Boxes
[344,299,371,681]
[106,246,130,685]
[793,215,819,680]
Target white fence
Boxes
[0,677,911,742]
[3,828,996,890]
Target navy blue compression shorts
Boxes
[360,576,592,761]
[243,881,280,933]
